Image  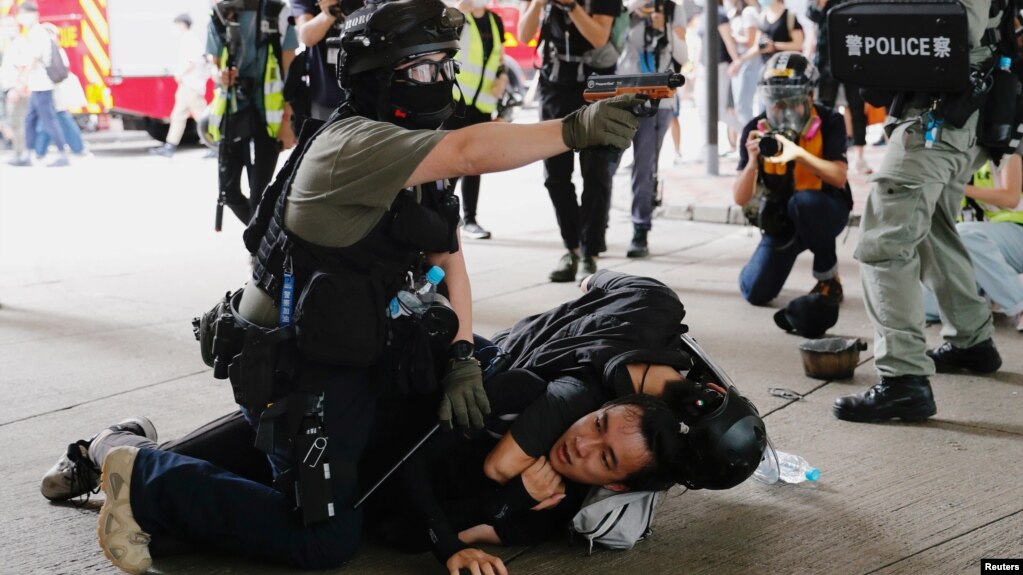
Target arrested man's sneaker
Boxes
[810,277,844,304]
[549,252,579,283]
[98,446,152,575]
[833,375,936,423]
[41,417,157,502]
[927,339,1002,374]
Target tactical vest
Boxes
[963,160,1023,224]
[244,105,461,366]
[208,0,288,142]
[453,11,504,114]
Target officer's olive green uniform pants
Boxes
[856,111,994,377]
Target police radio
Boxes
[827,1,970,93]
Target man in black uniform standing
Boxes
[520,0,624,282]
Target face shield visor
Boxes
[759,84,812,135]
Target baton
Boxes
[353,352,511,510]
[353,423,440,510]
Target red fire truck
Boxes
[1,0,212,141]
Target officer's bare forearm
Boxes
[427,237,474,346]
[407,121,569,187]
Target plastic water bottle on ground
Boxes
[754,448,820,485]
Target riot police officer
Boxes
[67,1,642,572]
[834,1,1005,423]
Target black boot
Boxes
[577,255,598,281]
[549,252,579,283]
[926,338,1002,374]
[832,375,936,423]
[627,227,649,258]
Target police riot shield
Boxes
[827,0,969,93]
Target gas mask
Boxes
[759,81,812,136]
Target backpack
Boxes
[581,1,631,69]
[45,35,69,84]
[571,487,663,553]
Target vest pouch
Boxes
[227,324,292,410]
[294,270,387,366]
[389,197,457,253]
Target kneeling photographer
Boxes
[733,52,851,306]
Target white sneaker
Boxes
[98,446,152,575]
[41,416,157,502]
[462,222,492,240]
[1015,312,1023,332]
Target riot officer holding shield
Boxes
[830,1,1008,423]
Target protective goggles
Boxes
[395,58,459,85]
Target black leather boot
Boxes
[833,375,936,423]
[549,252,579,283]
[626,228,649,258]
[926,338,1002,374]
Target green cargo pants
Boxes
[855,111,994,377]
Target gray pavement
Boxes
[1,133,1021,575]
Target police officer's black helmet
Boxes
[665,381,767,490]
[336,0,464,87]
[758,51,819,104]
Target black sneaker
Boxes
[810,277,844,303]
[926,339,1002,374]
[549,252,579,283]
[626,228,649,258]
[833,375,936,423]
[462,221,491,240]
[577,256,598,282]
[40,416,157,502]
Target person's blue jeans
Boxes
[922,220,1023,321]
[740,190,851,305]
[129,364,376,569]
[25,90,67,154]
[34,111,84,156]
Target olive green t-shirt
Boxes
[238,116,448,327]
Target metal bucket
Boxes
[799,337,868,380]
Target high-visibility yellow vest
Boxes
[207,44,285,143]
[965,161,1023,224]
[453,12,503,115]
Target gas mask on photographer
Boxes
[757,51,819,137]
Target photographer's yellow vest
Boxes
[963,161,1023,224]
[452,12,503,114]
[759,106,824,191]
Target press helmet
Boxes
[758,51,819,135]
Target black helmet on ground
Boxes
[333,0,465,128]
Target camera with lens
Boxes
[757,130,796,159]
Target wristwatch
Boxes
[449,340,475,361]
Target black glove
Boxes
[438,359,490,429]
[561,94,642,151]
